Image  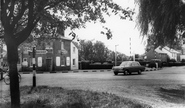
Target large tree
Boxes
[137,0,185,48]
[93,41,107,62]
[78,39,94,61]
[0,0,133,107]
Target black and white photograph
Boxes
[0,0,185,108]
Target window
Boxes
[73,59,75,66]
[56,56,60,66]
[73,47,75,53]
[61,41,64,49]
[38,57,42,67]
[61,56,66,66]
[66,57,70,66]
[132,62,140,66]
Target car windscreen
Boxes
[120,62,131,67]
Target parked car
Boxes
[147,59,163,68]
[112,61,145,75]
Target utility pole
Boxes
[32,47,36,87]
[51,40,56,72]
[129,37,132,61]
[115,44,119,66]
[0,41,3,80]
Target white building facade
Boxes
[70,42,79,70]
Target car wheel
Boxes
[114,72,118,75]
[138,70,142,75]
[124,70,129,75]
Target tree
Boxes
[78,40,94,61]
[1,1,133,107]
[93,41,108,62]
[137,0,185,48]
[145,33,183,52]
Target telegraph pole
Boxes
[0,42,3,80]
[115,44,119,66]
[32,47,36,87]
[129,37,132,60]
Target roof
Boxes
[155,47,166,54]
[154,46,180,54]
[71,41,80,50]
[60,36,72,41]
[163,46,181,54]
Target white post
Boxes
[155,62,158,70]
[32,47,36,87]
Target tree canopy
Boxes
[137,0,185,48]
[78,39,127,62]
[1,0,134,42]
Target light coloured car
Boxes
[112,61,145,75]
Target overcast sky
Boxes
[65,0,146,56]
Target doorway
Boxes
[46,58,52,71]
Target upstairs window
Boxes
[61,41,64,49]
[73,47,75,53]
[73,59,75,66]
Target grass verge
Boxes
[1,86,152,108]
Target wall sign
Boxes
[36,50,47,54]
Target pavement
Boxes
[17,67,162,74]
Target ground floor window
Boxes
[38,57,42,67]
[73,59,75,66]
[56,56,60,66]
[61,56,66,66]
[66,57,70,66]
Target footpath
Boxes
[0,67,162,76]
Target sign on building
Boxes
[58,49,68,55]
[36,50,47,54]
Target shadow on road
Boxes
[114,73,145,76]
[157,86,185,104]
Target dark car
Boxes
[112,61,145,75]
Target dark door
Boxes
[46,59,52,71]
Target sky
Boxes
[65,0,147,56]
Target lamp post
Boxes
[0,41,3,80]
[32,46,36,87]
[115,44,119,66]
[32,39,37,88]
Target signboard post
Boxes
[32,47,36,87]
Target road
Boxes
[1,66,185,108]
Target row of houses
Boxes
[145,46,184,62]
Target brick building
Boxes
[20,36,79,71]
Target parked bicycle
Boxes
[0,68,21,85]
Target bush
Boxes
[168,62,185,66]
[169,59,176,62]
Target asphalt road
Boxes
[1,66,185,108]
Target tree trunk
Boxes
[5,33,20,108]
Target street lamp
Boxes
[115,44,119,66]
[0,40,3,80]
